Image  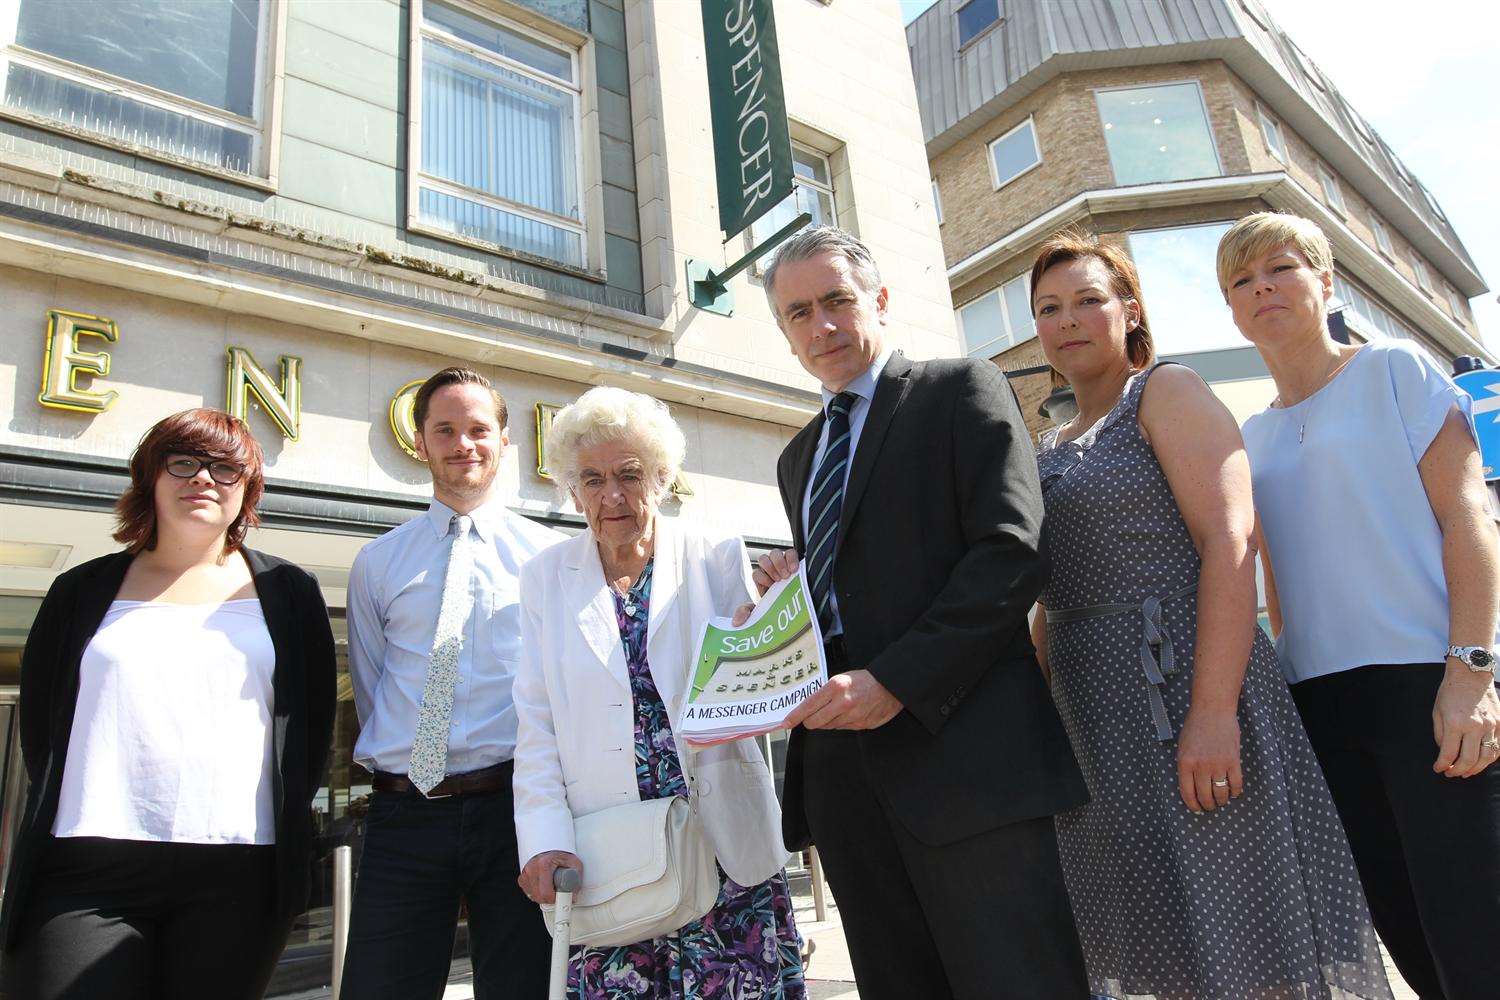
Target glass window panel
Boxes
[793,146,830,186]
[422,38,578,222]
[1258,109,1286,162]
[3,63,254,172]
[989,120,1039,187]
[418,187,582,267]
[425,0,573,82]
[932,179,943,224]
[15,0,260,116]
[1372,218,1392,254]
[753,147,834,243]
[1096,83,1221,186]
[1127,223,1239,355]
[1002,275,1035,345]
[1412,258,1431,291]
[958,290,1004,357]
[957,0,1000,46]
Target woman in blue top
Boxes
[1222,211,1500,1000]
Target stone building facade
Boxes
[0,0,946,990]
[909,0,1489,437]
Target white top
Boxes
[346,497,565,774]
[1242,342,1491,682]
[800,347,894,636]
[53,599,278,844]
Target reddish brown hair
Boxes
[1029,231,1156,377]
[114,408,265,554]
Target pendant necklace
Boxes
[1276,351,1355,445]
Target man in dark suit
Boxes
[756,227,1089,998]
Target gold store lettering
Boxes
[34,311,693,493]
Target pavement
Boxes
[287,885,1417,1000]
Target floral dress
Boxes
[569,560,807,1000]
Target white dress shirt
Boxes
[53,599,277,844]
[800,347,894,636]
[347,497,565,775]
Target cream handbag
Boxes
[539,790,719,948]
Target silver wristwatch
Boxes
[1446,645,1498,675]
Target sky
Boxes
[897,0,1500,350]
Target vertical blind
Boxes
[418,17,582,268]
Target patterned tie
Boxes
[408,514,476,795]
[806,392,857,636]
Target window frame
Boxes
[1447,285,1468,323]
[956,271,1034,359]
[1315,162,1346,216]
[985,115,1042,191]
[0,0,286,189]
[1255,104,1286,164]
[955,0,1002,51]
[1092,78,1224,187]
[748,137,842,274]
[1370,216,1393,257]
[1411,256,1433,294]
[405,0,598,276]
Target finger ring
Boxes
[1211,777,1230,788]
[1483,738,1500,752]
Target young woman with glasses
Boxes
[0,408,337,1000]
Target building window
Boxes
[987,117,1041,190]
[1127,222,1239,355]
[1256,106,1286,163]
[957,272,1034,359]
[1370,216,1393,256]
[1412,257,1433,293]
[1316,163,1346,216]
[1095,82,1221,186]
[1332,273,1443,362]
[932,178,943,225]
[1447,285,1468,323]
[956,0,1000,48]
[411,0,585,269]
[1419,184,1449,223]
[0,0,274,179]
[751,143,837,245]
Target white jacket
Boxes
[512,518,789,888]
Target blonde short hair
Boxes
[1215,212,1334,297]
[545,386,686,502]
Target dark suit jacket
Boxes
[778,351,1088,850]
[0,548,338,952]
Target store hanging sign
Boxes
[701,0,794,238]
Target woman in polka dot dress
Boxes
[1027,233,1391,1000]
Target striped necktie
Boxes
[807,392,857,636]
[408,513,475,795]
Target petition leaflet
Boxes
[679,568,828,745]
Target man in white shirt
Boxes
[340,367,563,1000]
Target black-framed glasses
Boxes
[164,454,246,486]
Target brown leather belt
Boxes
[371,761,512,798]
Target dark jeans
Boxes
[1291,663,1500,1000]
[340,773,549,1000]
[802,729,1088,1000]
[4,836,287,1000]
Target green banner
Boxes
[700,0,794,238]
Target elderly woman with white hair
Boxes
[1221,212,1500,998]
[512,386,806,999]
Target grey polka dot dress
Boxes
[1037,365,1392,1000]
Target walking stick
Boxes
[548,866,582,1000]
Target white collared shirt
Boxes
[346,497,565,775]
[800,347,894,636]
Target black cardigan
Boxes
[0,548,338,952]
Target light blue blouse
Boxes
[1242,342,1486,683]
